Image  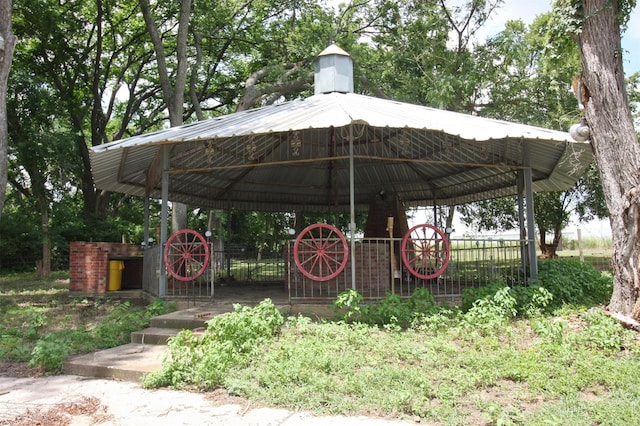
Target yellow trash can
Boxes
[108,260,125,291]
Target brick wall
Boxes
[69,242,143,293]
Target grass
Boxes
[4,262,639,425]
[218,315,640,425]
[143,260,639,425]
[0,271,175,373]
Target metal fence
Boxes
[137,237,613,301]
[287,237,527,303]
[151,243,286,299]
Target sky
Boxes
[483,0,640,76]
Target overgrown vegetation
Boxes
[0,272,175,372]
[3,260,638,424]
[143,259,639,424]
[143,299,284,389]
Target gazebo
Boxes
[89,45,592,301]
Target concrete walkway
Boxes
[0,375,417,425]
[28,286,420,425]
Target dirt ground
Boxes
[0,374,418,426]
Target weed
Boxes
[578,309,637,353]
[143,299,284,389]
[333,288,367,323]
[0,274,175,373]
[333,288,442,329]
[463,286,518,333]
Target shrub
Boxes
[333,288,441,329]
[29,334,72,371]
[463,281,552,318]
[463,286,518,331]
[462,281,509,312]
[333,289,368,323]
[463,259,611,318]
[512,284,553,317]
[537,259,612,308]
[143,298,284,389]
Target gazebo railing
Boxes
[288,237,527,303]
[144,237,526,302]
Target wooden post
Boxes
[387,216,395,294]
[578,228,584,262]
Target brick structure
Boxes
[69,242,143,293]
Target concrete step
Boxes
[131,327,182,345]
[149,305,235,330]
[63,344,167,382]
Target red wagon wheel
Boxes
[401,224,450,280]
[294,223,349,281]
[163,229,210,282]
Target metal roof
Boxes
[89,91,593,212]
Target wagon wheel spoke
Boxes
[401,224,450,280]
[163,229,211,282]
[294,224,349,282]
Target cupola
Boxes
[313,44,354,94]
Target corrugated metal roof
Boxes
[89,91,593,211]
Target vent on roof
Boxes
[314,44,354,95]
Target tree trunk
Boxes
[39,208,51,277]
[139,0,192,232]
[578,0,640,319]
[0,0,17,220]
[538,226,558,258]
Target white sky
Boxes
[483,0,640,75]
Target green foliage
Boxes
[463,286,518,332]
[333,288,367,323]
[552,0,636,33]
[0,282,174,372]
[29,335,73,372]
[461,281,554,334]
[531,317,569,344]
[514,284,554,318]
[462,281,509,312]
[143,299,284,389]
[537,259,612,308]
[27,299,174,372]
[462,259,611,324]
[578,309,637,353]
[333,288,441,329]
[224,308,640,423]
[532,309,638,357]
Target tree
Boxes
[458,181,605,256]
[559,0,640,319]
[6,63,78,276]
[0,0,17,220]
[360,0,504,231]
[455,11,614,257]
[138,0,192,232]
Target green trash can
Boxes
[108,260,125,291]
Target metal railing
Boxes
[288,237,527,303]
[144,237,526,302]
[145,243,286,299]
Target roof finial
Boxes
[313,44,354,95]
